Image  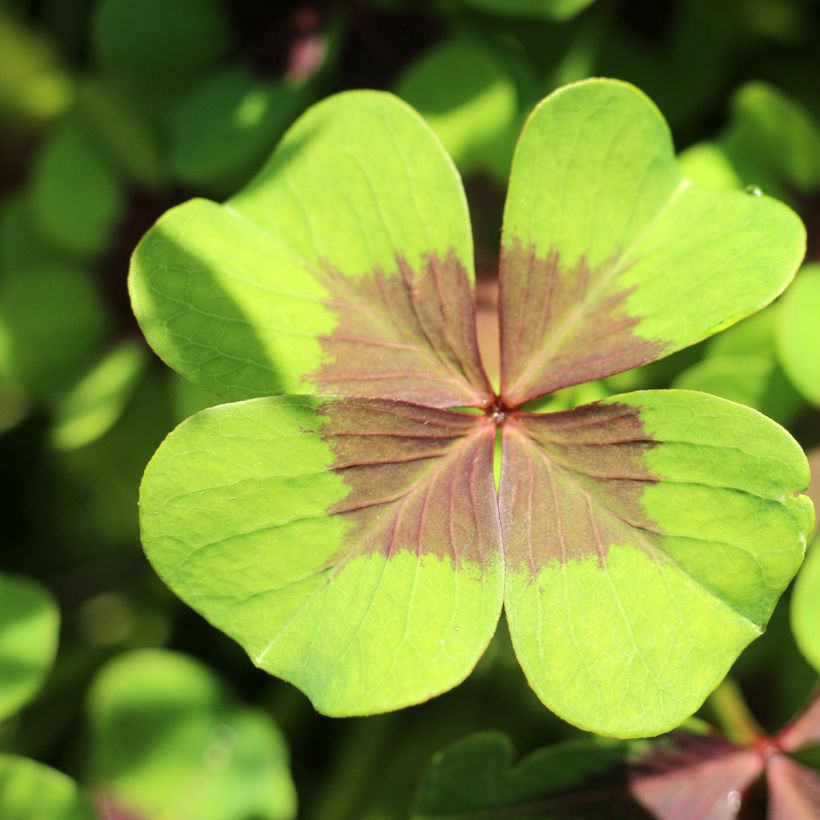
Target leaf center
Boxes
[486,396,512,426]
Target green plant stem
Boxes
[708,678,766,745]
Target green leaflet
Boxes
[0,262,110,398]
[133,81,812,737]
[0,756,96,820]
[0,573,59,720]
[130,91,489,408]
[777,265,820,406]
[86,649,297,820]
[50,341,147,451]
[140,397,503,715]
[499,80,805,406]
[500,390,811,736]
[170,68,307,194]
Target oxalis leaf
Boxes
[131,80,813,737]
[414,691,820,819]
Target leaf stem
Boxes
[708,678,766,746]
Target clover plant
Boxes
[413,689,820,818]
[130,79,813,738]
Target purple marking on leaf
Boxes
[316,251,493,409]
[498,241,666,407]
[318,398,501,568]
[499,401,659,571]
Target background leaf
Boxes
[0,573,59,721]
[86,648,297,820]
[0,755,96,820]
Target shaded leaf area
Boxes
[673,306,803,428]
[169,11,344,197]
[139,396,503,715]
[131,203,489,407]
[791,534,820,674]
[130,91,488,408]
[500,81,805,407]
[499,390,811,736]
[414,692,820,819]
[413,732,642,819]
[777,265,820,407]
[92,0,230,106]
[0,755,97,820]
[0,573,59,721]
[86,649,296,820]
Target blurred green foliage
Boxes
[0,0,818,817]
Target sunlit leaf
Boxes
[133,82,812,737]
[86,649,296,820]
[673,354,802,427]
[0,573,59,720]
[0,755,96,820]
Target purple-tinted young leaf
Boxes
[629,731,762,820]
[767,755,820,820]
[776,691,820,753]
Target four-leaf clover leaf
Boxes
[130,79,813,737]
